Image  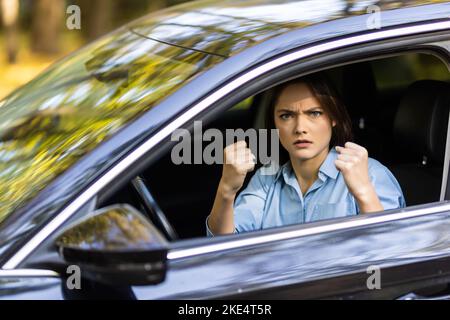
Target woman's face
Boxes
[274,82,336,162]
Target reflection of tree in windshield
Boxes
[0,28,223,224]
[130,11,300,58]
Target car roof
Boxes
[128,0,450,57]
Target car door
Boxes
[123,201,449,299]
[0,270,64,300]
[129,21,450,299]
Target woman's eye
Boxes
[310,111,323,118]
[280,113,292,120]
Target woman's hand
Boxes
[208,141,256,235]
[334,142,383,213]
[220,141,256,198]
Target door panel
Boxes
[0,276,63,300]
[131,203,450,299]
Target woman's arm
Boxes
[207,141,256,235]
[351,184,384,213]
[334,142,384,213]
[207,181,238,235]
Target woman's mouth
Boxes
[293,139,312,148]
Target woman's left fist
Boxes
[334,142,373,199]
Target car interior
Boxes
[99,51,450,241]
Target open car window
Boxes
[50,49,449,245]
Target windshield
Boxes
[0,29,223,224]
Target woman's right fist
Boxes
[220,140,256,195]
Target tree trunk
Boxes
[78,0,114,41]
[31,0,64,54]
[0,0,19,63]
[148,0,167,12]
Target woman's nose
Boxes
[294,115,307,134]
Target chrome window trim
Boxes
[168,202,450,260]
[0,269,60,278]
[440,92,450,201]
[429,39,450,202]
[3,20,450,270]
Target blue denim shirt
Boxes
[206,148,406,236]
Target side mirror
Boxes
[56,204,168,286]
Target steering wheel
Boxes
[131,176,178,241]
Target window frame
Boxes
[6,21,450,270]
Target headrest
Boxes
[393,80,450,164]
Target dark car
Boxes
[2,0,450,300]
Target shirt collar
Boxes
[279,148,340,184]
[319,148,340,180]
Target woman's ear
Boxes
[332,120,337,127]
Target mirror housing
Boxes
[56,204,168,286]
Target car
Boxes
[2,0,450,300]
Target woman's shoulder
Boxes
[367,156,400,183]
[367,157,384,169]
[367,157,390,172]
[366,156,405,207]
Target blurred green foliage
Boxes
[0,25,222,223]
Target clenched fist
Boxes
[220,140,256,196]
[334,142,373,199]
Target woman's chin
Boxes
[290,148,317,161]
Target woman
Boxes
[206,73,405,236]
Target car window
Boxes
[228,97,254,111]
[93,51,450,242]
[371,53,450,92]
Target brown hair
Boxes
[265,72,353,163]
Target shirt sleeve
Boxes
[206,167,272,237]
[367,160,406,211]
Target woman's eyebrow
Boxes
[276,107,323,113]
[276,108,296,113]
[304,106,324,112]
